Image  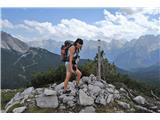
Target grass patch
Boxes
[25,106,58,113]
[6,102,23,113]
[1,88,24,110]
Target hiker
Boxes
[61,38,83,94]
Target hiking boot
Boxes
[63,89,71,94]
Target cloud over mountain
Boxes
[1,8,160,42]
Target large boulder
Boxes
[133,96,146,105]
[79,89,94,106]
[36,94,59,108]
[21,87,34,96]
[44,89,57,96]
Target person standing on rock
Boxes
[61,38,83,94]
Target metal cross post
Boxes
[97,39,101,80]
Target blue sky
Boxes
[1,8,160,42]
[2,8,118,25]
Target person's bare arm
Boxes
[69,46,75,73]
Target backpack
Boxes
[61,40,73,62]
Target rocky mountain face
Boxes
[2,74,160,113]
[115,35,160,70]
[1,31,62,89]
[27,35,160,70]
[1,31,29,53]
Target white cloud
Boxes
[1,8,160,42]
[24,20,56,34]
[120,8,160,15]
[0,19,14,29]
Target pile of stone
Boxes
[4,74,160,113]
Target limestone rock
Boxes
[93,81,105,89]
[133,96,146,105]
[36,94,58,108]
[79,89,94,106]
[44,89,57,96]
[95,95,106,105]
[21,87,34,96]
[88,84,101,97]
[12,106,26,113]
[106,94,114,104]
[5,101,20,113]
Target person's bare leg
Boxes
[64,71,71,92]
[75,69,82,86]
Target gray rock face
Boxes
[20,95,29,104]
[6,74,156,113]
[89,74,97,81]
[5,101,20,113]
[13,92,24,101]
[44,89,57,96]
[88,84,101,97]
[108,84,115,89]
[106,88,114,94]
[35,88,44,95]
[81,76,91,84]
[106,94,114,104]
[36,94,58,108]
[12,106,27,113]
[21,87,34,96]
[63,96,74,104]
[95,95,106,105]
[67,101,75,107]
[5,92,23,109]
[93,81,105,89]
[1,31,29,53]
[113,90,121,99]
[133,96,146,105]
[50,83,57,89]
[59,104,66,109]
[117,101,130,109]
[55,82,64,92]
[80,106,95,113]
[79,89,94,106]
[120,88,127,93]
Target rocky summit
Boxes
[3,74,160,113]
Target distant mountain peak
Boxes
[1,31,29,53]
